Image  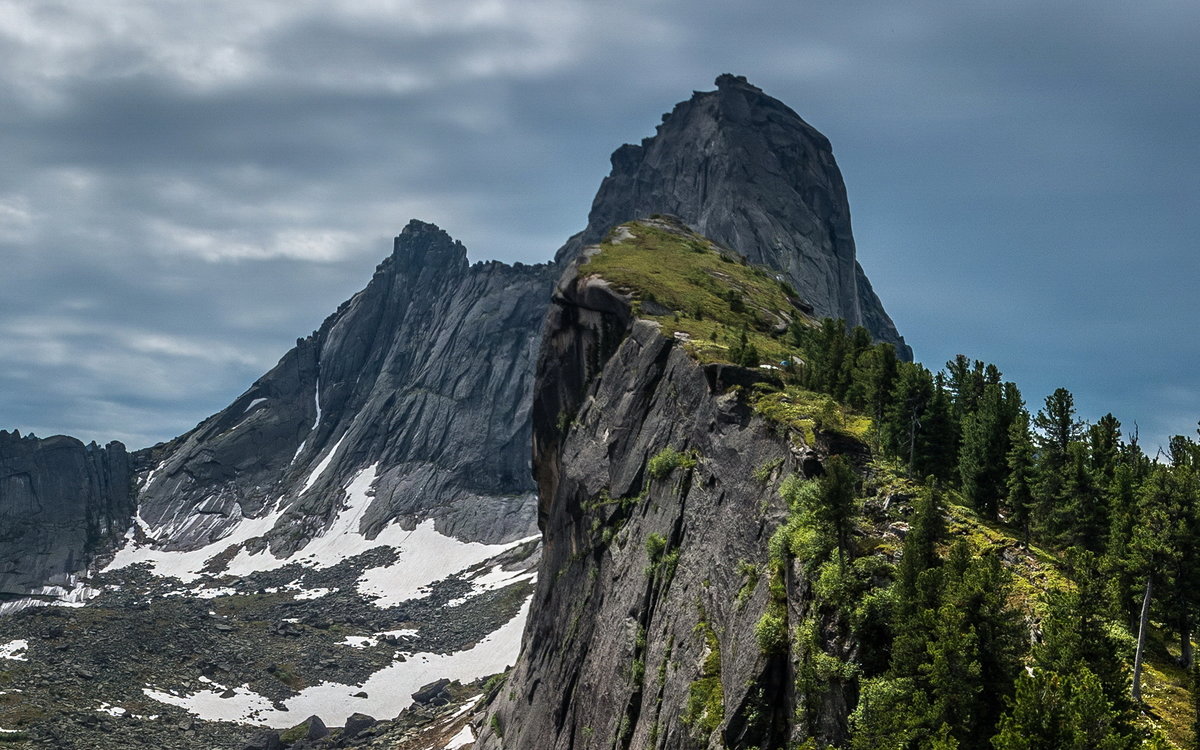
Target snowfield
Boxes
[144,597,530,727]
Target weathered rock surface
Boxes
[0,430,133,608]
[557,73,910,358]
[132,220,557,554]
[476,250,853,749]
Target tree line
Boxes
[787,318,1200,748]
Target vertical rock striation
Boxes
[478,231,856,749]
[0,430,133,608]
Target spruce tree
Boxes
[1005,412,1036,542]
[959,383,1010,519]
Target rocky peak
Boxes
[389,219,470,277]
[557,74,910,359]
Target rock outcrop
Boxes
[478,224,858,749]
[557,74,910,358]
[0,430,133,609]
[133,220,557,554]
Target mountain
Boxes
[0,76,920,747]
[132,220,554,558]
[557,74,910,359]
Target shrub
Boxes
[647,446,696,479]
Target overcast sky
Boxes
[2,0,1197,453]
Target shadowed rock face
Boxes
[133,220,557,552]
[0,431,133,603]
[558,74,910,359]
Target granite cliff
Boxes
[0,431,133,614]
[478,219,863,749]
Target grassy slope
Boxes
[584,218,799,366]
[585,218,1194,747]
[584,219,868,445]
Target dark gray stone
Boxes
[556,74,910,358]
[298,715,329,740]
[411,677,451,704]
[341,713,375,738]
[241,732,283,750]
[0,430,134,607]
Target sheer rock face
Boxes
[557,74,910,359]
[0,431,133,601]
[133,221,557,553]
[476,253,852,750]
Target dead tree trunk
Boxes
[1133,574,1153,706]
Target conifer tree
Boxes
[1005,412,1036,542]
[1062,442,1106,553]
[1032,388,1084,538]
[959,383,1010,519]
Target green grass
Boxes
[1139,623,1196,748]
[753,386,872,444]
[584,219,807,367]
[682,616,724,737]
[943,499,1069,620]
[647,446,696,479]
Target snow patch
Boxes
[355,523,535,608]
[300,433,346,495]
[338,628,417,649]
[446,565,538,607]
[243,398,267,413]
[0,640,28,661]
[145,597,531,728]
[104,463,537,605]
[0,576,102,616]
[292,587,333,601]
[104,498,290,583]
[445,724,475,749]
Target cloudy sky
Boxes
[2,0,1197,452]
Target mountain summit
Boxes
[559,74,909,358]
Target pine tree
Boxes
[1089,413,1123,487]
[883,363,934,474]
[819,455,859,568]
[959,383,1010,519]
[1062,442,1106,553]
[1005,412,1036,542]
[1033,387,1084,456]
[991,667,1133,750]
[1032,388,1084,539]
[847,343,898,425]
[1131,466,1171,705]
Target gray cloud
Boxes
[0,0,1197,451]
